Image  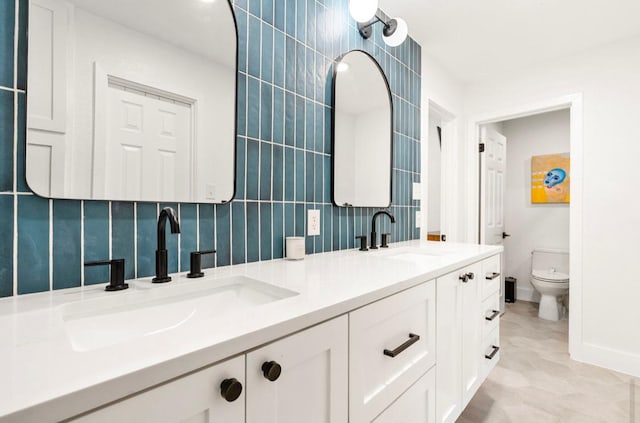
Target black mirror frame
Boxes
[330,49,394,208]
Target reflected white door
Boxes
[103,85,192,201]
[480,127,507,309]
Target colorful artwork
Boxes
[531,153,570,203]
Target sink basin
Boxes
[61,276,298,352]
[373,247,450,261]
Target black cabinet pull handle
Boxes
[485,345,500,360]
[459,274,469,283]
[220,378,242,402]
[485,272,500,280]
[466,272,475,280]
[262,361,282,382]
[485,310,500,321]
[383,333,420,358]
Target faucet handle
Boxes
[187,250,217,278]
[355,235,368,252]
[381,233,391,248]
[85,259,128,291]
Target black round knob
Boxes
[220,378,242,402]
[459,274,468,282]
[262,361,282,382]
[467,272,475,280]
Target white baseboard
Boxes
[516,287,538,303]
[573,342,640,379]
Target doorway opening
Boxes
[426,101,456,243]
[471,94,583,358]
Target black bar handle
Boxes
[84,258,128,291]
[485,345,500,360]
[84,260,112,267]
[485,310,500,321]
[383,333,420,358]
[485,272,500,280]
[355,235,368,252]
[187,250,217,278]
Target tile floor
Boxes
[458,301,639,423]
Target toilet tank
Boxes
[531,248,569,274]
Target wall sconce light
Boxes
[349,0,379,23]
[352,5,409,47]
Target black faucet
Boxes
[152,207,181,283]
[370,210,395,249]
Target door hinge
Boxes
[479,143,485,153]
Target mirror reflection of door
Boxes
[104,82,192,201]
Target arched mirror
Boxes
[26,0,237,203]
[332,50,392,207]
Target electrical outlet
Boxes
[308,209,320,236]
[415,211,422,228]
[412,182,422,200]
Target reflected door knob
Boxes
[262,361,282,382]
[220,378,243,402]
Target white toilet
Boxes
[530,249,569,321]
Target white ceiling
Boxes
[380,0,640,83]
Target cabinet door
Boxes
[70,356,245,423]
[245,315,348,423]
[461,262,484,407]
[373,367,436,423]
[435,270,463,423]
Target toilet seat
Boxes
[532,269,569,283]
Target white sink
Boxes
[373,247,450,261]
[60,276,298,352]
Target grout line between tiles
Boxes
[49,199,53,291]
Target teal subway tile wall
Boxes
[0,0,421,297]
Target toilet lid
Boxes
[532,269,569,282]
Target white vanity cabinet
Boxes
[245,315,349,423]
[52,250,503,423]
[69,316,348,423]
[70,355,246,423]
[435,255,501,423]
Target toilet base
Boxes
[538,294,563,321]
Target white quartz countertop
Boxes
[0,241,502,422]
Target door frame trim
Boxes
[466,93,584,362]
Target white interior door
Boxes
[102,84,192,201]
[480,126,507,309]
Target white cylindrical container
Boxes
[285,237,305,260]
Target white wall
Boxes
[462,35,640,377]
[421,53,466,241]
[500,110,570,301]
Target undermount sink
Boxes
[373,247,455,262]
[60,276,298,352]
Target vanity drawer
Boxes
[482,254,501,300]
[482,327,501,378]
[349,281,436,423]
[372,366,435,423]
[481,293,501,339]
